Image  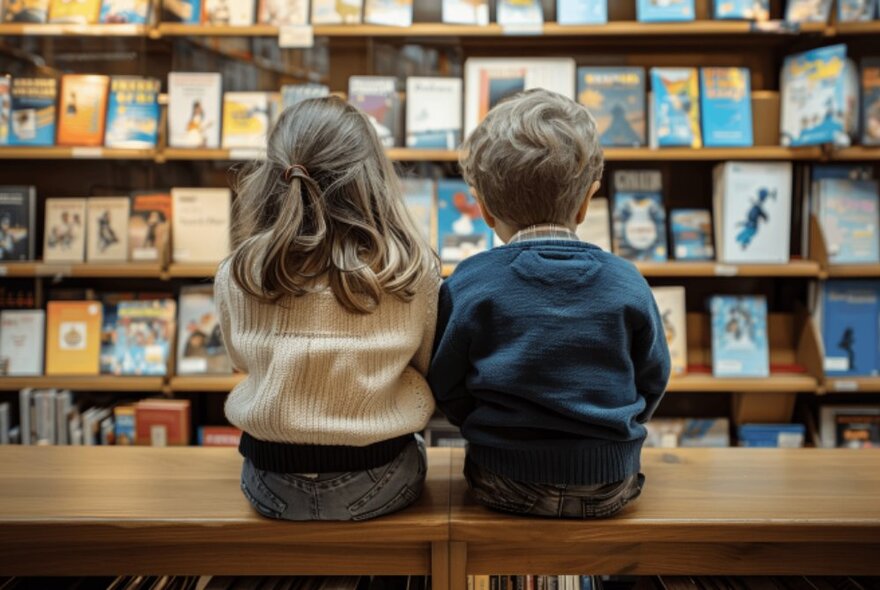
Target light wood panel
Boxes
[169,374,244,392]
[0,147,155,160]
[666,373,817,392]
[634,260,820,278]
[0,376,164,392]
[0,262,163,279]
[0,23,148,36]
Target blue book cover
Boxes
[863,59,880,147]
[818,179,880,264]
[401,177,435,245]
[651,68,702,148]
[9,78,56,146]
[713,0,768,19]
[670,209,714,261]
[785,0,833,22]
[99,0,150,23]
[837,0,873,21]
[710,295,769,378]
[103,77,160,149]
[822,281,878,376]
[577,67,645,147]
[636,0,695,21]
[780,44,848,147]
[700,67,753,147]
[437,179,493,265]
[739,424,805,448]
[812,164,874,181]
[99,300,121,375]
[557,0,606,24]
[612,170,667,262]
[114,299,175,376]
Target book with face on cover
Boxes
[577,67,645,147]
[441,0,488,24]
[651,286,687,375]
[177,285,232,375]
[45,301,103,376]
[710,295,769,378]
[57,75,110,147]
[86,197,129,262]
[9,77,56,146]
[311,0,362,23]
[43,198,87,263]
[3,0,50,21]
[257,0,306,24]
[222,92,270,149]
[437,179,493,265]
[202,0,255,24]
[348,76,401,148]
[0,186,36,261]
[0,310,45,375]
[49,0,102,22]
[612,170,667,262]
[557,0,607,24]
[364,0,411,26]
[104,77,160,149]
[167,72,222,149]
[128,192,171,262]
[575,196,611,252]
[406,77,462,149]
[171,188,231,264]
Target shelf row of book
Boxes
[0,574,399,590]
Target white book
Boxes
[441,0,488,24]
[167,72,222,149]
[651,286,688,375]
[43,198,87,263]
[311,0,362,23]
[496,0,542,25]
[221,91,270,149]
[0,310,45,376]
[258,0,307,24]
[203,0,256,24]
[171,188,232,264]
[576,197,611,251]
[33,389,56,445]
[364,0,412,26]
[405,77,463,150]
[86,197,129,263]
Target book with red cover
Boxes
[199,426,242,447]
[134,398,190,446]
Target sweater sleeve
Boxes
[214,262,248,373]
[632,293,672,423]
[427,280,474,427]
[410,274,441,377]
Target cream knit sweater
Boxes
[216,260,440,447]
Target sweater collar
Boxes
[507,224,580,245]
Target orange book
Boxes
[56,74,110,147]
[49,0,102,23]
[135,399,191,446]
[45,301,102,376]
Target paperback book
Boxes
[710,295,769,378]
[49,0,101,22]
[401,177,434,244]
[784,0,832,22]
[104,77,160,149]
[222,92,270,149]
[700,67,753,147]
[129,192,171,262]
[257,0,306,24]
[311,0,362,23]
[115,299,175,376]
[171,188,231,264]
[281,83,330,108]
[576,67,646,147]
[348,76,401,148]
[557,0,606,24]
[650,68,702,148]
[863,59,880,146]
[0,186,36,261]
[496,0,542,26]
[713,0,769,20]
[405,77,462,149]
[838,0,874,21]
[636,0,694,21]
[86,197,129,263]
[364,0,412,26]
[57,74,110,147]
[135,399,190,446]
[821,281,878,376]
[9,77,57,146]
[0,76,10,145]
[0,310,45,375]
[45,301,102,376]
[99,292,133,374]
[817,179,880,264]
[3,0,50,21]
[670,209,714,261]
[739,423,804,448]
[612,170,667,262]
[646,418,730,448]
[651,286,688,375]
[437,179,493,265]
[100,0,150,22]
[167,72,222,149]
[820,406,880,448]
[163,0,200,21]
[202,0,255,24]
[441,0,488,24]
[43,198,87,263]
[114,405,136,445]
[178,285,231,375]
[575,196,611,252]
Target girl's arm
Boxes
[410,276,441,377]
[215,262,248,373]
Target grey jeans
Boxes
[241,436,427,521]
[464,456,644,518]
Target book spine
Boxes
[19,388,32,445]
[34,390,56,445]
[0,402,9,444]
[55,390,72,445]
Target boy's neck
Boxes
[496,220,578,244]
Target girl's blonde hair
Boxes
[229,96,436,314]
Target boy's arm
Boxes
[427,281,474,427]
[633,294,672,423]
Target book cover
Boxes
[57,75,110,147]
[820,406,880,448]
[199,425,242,446]
[575,196,611,251]
[0,185,36,261]
[9,77,56,146]
[612,170,667,261]
[104,77,160,149]
[557,0,606,24]
[43,198,87,263]
[464,58,576,137]
[406,77,462,149]
[862,59,880,146]
[496,0,542,25]
[115,299,175,376]
[739,423,804,448]
[441,0,488,24]
[0,310,45,375]
[636,0,694,21]
[281,83,330,109]
[257,0,306,24]
[348,76,401,148]
[651,286,687,375]
[86,197,129,262]
[646,418,730,448]
[0,76,10,145]
[222,92,270,149]
[670,209,714,261]
[818,179,880,264]
[713,0,768,19]
[780,44,848,147]
[171,188,231,264]
[784,0,832,21]
[311,0,362,23]
[838,0,874,20]
[437,178,493,265]
[129,192,171,262]
[822,281,878,376]
[203,0,255,24]
[113,405,136,445]
[401,177,435,245]
[163,0,200,21]
[167,72,222,149]
[700,67,753,148]
[650,68,702,148]
[577,67,646,147]
[45,301,102,376]
[3,0,50,21]
[710,295,769,378]
[177,284,232,375]
[134,399,190,446]
[99,0,149,22]
[364,0,412,26]
[99,292,133,374]
[49,0,101,22]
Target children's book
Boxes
[171,188,231,264]
[43,198,87,263]
[114,405,136,445]
[0,76,10,146]
[57,75,110,147]
[99,0,150,22]
[135,399,190,446]
[0,310,45,375]
[700,67,753,148]
[311,0,362,23]
[128,192,171,262]
[862,59,880,147]
[713,0,769,20]
[0,186,36,261]
[650,68,701,148]
[115,299,175,376]
[820,406,880,448]
[401,177,435,245]
[167,72,222,149]
[441,0,488,24]
[670,209,714,261]
[348,76,401,148]
[49,0,101,22]
[45,301,102,376]
[364,0,412,26]
[817,179,880,264]
[406,77,462,149]
[202,0,255,24]
[221,92,270,149]
[257,0,306,24]
[496,0,542,26]
[162,0,200,21]
[651,286,688,375]
[636,0,694,21]
[86,197,129,263]
[3,0,50,21]
[577,67,646,147]
[780,44,849,147]
[9,78,56,146]
[178,285,232,375]
[104,77,160,149]
[437,179,494,265]
[821,281,878,376]
[557,0,606,24]
[612,170,667,262]
[575,196,611,251]
[784,0,832,21]
[739,423,804,448]
[838,0,874,21]
[281,83,330,109]
[710,295,769,378]
[99,292,132,374]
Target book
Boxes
[820,406,880,448]
[99,292,133,374]
[281,83,330,108]
[43,198,87,263]
[203,0,255,24]
[700,67,753,148]
[115,299,175,376]
[0,76,10,145]
[739,423,804,448]
[401,177,435,245]
[221,92,270,149]
[9,77,57,146]
[862,59,880,147]
[19,389,33,444]
[310,0,362,23]
[817,179,880,264]
[0,185,36,261]
[0,402,8,444]
[612,170,667,262]
[54,390,72,445]
[784,0,832,21]
[257,0,306,24]
[348,76,401,148]
[557,0,606,24]
[171,188,231,264]
[49,0,101,22]
[33,389,56,445]
[646,418,730,448]
[575,196,611,251]
[57,74,110,147]
[821,281,878,376]
[364,0,412,26]
[86,197,129,262]
[163,0,200,21]
[100,0,150,22]
[838,0,874,20]
[3,0,50,20]
[167,72,222,149]
[651,286,687,375]
[713,0,769,19]
[576,67,646,147]
[113,405,136,445]
[496,0,542,26]
[0,310,45,375]
[713,161,792,264]
[45,301,103,376]
[134,399,190,446]
[104,77,160,149]
[437,179,494,265]
[441,0,488,24]
[710,295,769,378]
[199,425,242,446]
[670,209,714,261]
[464,58,576,137]
[129,192,171,262]
[636,0,694,21]
[650,68,702,148]
[405,77,462,149]
[177,285,232,375]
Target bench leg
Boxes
[450,542,467,590]
[432,542,450,590]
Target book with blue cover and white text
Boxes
[636,0,694,21]
[700,67,753,147]
[785,0,832,21]
[670,209,714,261]
[710,295,769,378]
[817,179,880,265]
[612,170,667,262]
[9,78,56,146]
[557,0,606,24]
[437,179,493,265]
[822,282,878,376]
[104,77,160,149]
[713,0,768,20]
[780,44,849,147]
[577,67,645,147]
[651,68,701,148]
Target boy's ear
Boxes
[475,192,497,229]
[575,181,601,225]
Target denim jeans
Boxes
[241,436,427,521]
[464,456,644,518]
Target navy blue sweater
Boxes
[428,240,671,485]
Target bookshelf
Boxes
[169,374,244,392]
[0,262,164,279]
[0,376,165,392]
[0,147,155,160]
[0,23,149,36]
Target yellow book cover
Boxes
[48,0,102,22]
[221,92,269,149]
[45,301,102,376]
[57,75,110,147]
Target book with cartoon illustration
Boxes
[43,198,87,263]
[670,209,714,261]
[114,299,175,376]
[612,170,667,262]
[441,0,488,24]
[713,0,768,20]
[86,197,129,263]
[45,301,103,376]
[406,77,462,149]
[651,286,688,375]
[57,74,110,147]
[863,58,880,146]
[437,178,493,265]
[222,92,270,149]
[364,0,412,26]
[821,281,878,376]
[99,0,150,22]
[401,177,435,245]
[348,76,401,148]
[557,0,606,23]
[651,68,701,148]
[710,295,769,378]
[178,285,232,375]
[816,178,880,265]
[636,0,694,21]
[311,0,362,23]
[700,67,753,147]
[9,77,56,146]
[168,72,222,149]
[104,76,160,149]
[577,67,645,147]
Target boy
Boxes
[428,89,671,518]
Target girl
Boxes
[216,96,440,521]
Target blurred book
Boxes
[128,192,171,263]
[651,286,687,375]
[9,78,56,146]
[406,77,462,149]
[637,0,694,21]
[650,67,702,148]
[177,285,232,375]
[135,399,191,446]
[114,299,175,376]
[45,301,102,376]
[576,196,611,251]
[364,0,412,26]
[222,92,270,149]
[739,423,804,447]
[0,310,44,376]
[86,197,130,263]
[576,67,645,147]
[168,72,222,149]
[43,198,87,263]
[171,188,231,264]
[713,0,768,20]
[104,77,160,148]
[612,170,667,262]
[820,405,880,448]
[784,0,832,22]
[441,0,488,24]
[710,295,769,378]
[557,0,606,24]
[311,0,362,23]
[700,67,752,148]
[437,179,493,265]
[670,209,714,261]
[0,185,36,261]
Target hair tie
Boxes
[283,164,311,184]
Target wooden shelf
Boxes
[159,148,264,162]
[833,21,880,35]
[387,148,459,162]
[635,260,821,278]
[667,373,818,393]
[604,146,823,161]
[0,147,154,160]
[169,374,243,392]
[825,264,880,278]
[830,147,880,161]
[165,263,220,278]
[0,376,165,392]
[823,377,880,394]
[0,23,149,36]
[0,262,163,279]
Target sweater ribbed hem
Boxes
[468,439,644,486]
[239,432,415,473]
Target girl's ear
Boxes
[475,191,496,229]
[576,181,601,225]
